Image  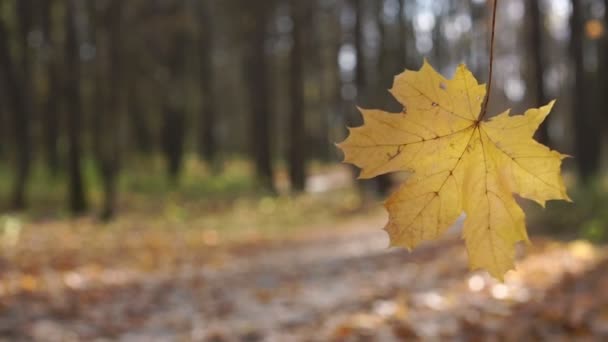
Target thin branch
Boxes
[478,0,498,121]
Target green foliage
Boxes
[531,177,607,242]
[0,156,255,216]
[122,156,256,198]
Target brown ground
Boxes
[0,212,607,341]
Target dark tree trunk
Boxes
[374,0,393,196]
[353,0,366,104]
[352,0,391,196]
[127,78,152,154]
[603,0,608,130]
[0,92,5,158]
[244,3,275,192]
[529,0,550,145]
[89,0,104,174]
[397,0,408,68]
[199,1,218,166]
[9,0,32,209]
[94,0,124,220]
[65,0,88,213]
[0,2,32,210]
[162,106,186,182]
[162,25,188,183]
[42,0,61,175]
[571,0,600,182]
[288,0,306,192]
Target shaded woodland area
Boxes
[0,0,604,219]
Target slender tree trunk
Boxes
[96,0,124,220]
[603,0,608,130]
[163,26,188,183]
[245,3,275,192]
[42,0,61,176]
[373,0,393,195]
[199,1,218,166]
[375,0,388,92]
[7,0,34,209]
[397,0,408,69]
[353,0,366,105]
[288,0,306,192]
[127,77,152,154]
[0,91,5,159]
[571,0,600,182]
[89,0,104,173]
[65,0,88,213]
[352,0,391,196]
[529,0,550,145]
[162,105,186,183]
[316,3,333,162]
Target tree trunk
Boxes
[571,0,600,182]
[353,0,366,105]
[9,0,34,209]
[162,24,188,183]
[0,92,5,159]
[127,77,152,154]
[244,3,275,192]
[65,0,88,213]
[373,0,393,196]
[352,0,391,196]
[0,3,32,210]
[529,0,550,145]
[42,0,61,176]
[397,0,407,68]
[603,0,608,131]
[162,106,186,183]
[199,1,218,166]
[288,0,306,192]
[94,0,124,220]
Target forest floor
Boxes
[0,166,606,341]
[1,209,607,341]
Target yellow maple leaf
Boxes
[337,61,571,280]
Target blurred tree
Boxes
[14,0,35,209]
[374,0,401,111]
[375,0,389,96]
[41,0,62,175]
[199,0,218,167]
[288,0,307,192]
[162,105,186,182]
[353,0,366,105]
[127,72,153,155]
[352,0,391,196]
[0,0,599,217]
[313,3,336,162]
[303,1,327,161]
[162,11,188,183]
[528,0,550,145]
[65,0,88,213]
[397,0,407,68]
[571,0,601,182]
[243,1,275,192]
[0,1,32,209]
[0,88,5,159]
[89,0,105,182]
[92,0,125,220]
[602,0,608,130]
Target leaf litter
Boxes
[0,212,606,341]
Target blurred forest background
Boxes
[0,0,603,218]
[1,0,608,340]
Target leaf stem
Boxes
[478,0,498,121]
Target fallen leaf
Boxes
[338,60,570,280]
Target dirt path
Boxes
[5,215,606,341]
